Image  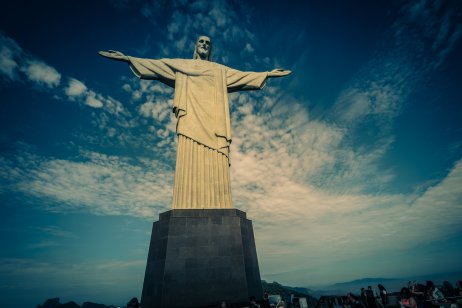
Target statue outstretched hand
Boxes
[98,50,129,62]
[268,69,292,78]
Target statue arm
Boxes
[98,50,177,87]
[128,57,177,83]
[98,50,129,62]
[268,69,292,78]
[226,68,268,93]
[226,67,291,93]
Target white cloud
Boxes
[104,96,127,116]
[230,89,393,194]
[0,34,130,128]
[1,150,173,217]
[62,77,132,143]
[141,0,256,62]
[21,60,61,88]
[0,35,21,80]
[333,0,461,129]
[1,34,61,88]
[243,43,254,54]
[138,100,170,122]
[65,78,87,97]
[224,82,461,284]
[0,47,18,79]
[122,78,173,102]
[1,34,134,150]
[209,5,229,27]
[85,91,104,108]
[232,150,462,285]
[34,226,79,239]
[28,240,61,249]
[175,35,187,51]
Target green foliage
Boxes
[261,280,318,306]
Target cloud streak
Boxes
[333,0,462,128]
[1,150,173,217]
[0,34,21,80]
[0,33,61,88]
[0,257,145,306]
[20,60,61,88]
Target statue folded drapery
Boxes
[128,57,268,209]
[99,36,291,209]
[128,57,268,158]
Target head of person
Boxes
[249,296,256,304]
[127,297,139,308]
[193,35,212,60]
[401,287,411,299]
[347,293,357,303]
[426,281,435,291]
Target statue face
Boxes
[195,36,211,59]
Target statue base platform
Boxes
[141,209,262,308]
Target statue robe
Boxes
[128,57,268,209]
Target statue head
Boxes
[193,35,212,60]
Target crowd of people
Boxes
[121,280,462,308]
[218,293,292,308]
[343,280,462,308]
[122,293,291,308]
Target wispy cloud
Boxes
[236,151,462,285]
[319,0,462,194]
[20,60,61,88]
[65,78,87,97]
[0,257,145,305]
[84,90,104,108]
[0,150,173,217]
[0,33,61,88]
[333,0,462,128]
[0,34,141,154]
[34,225,79,239]
[64,77,129,112]
[122,0,259,65]
[0,33,130,117]
[28,240,61,249]
[0,34,21,80]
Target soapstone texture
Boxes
[141,209,262,308]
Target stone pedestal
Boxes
[141,209,262,308]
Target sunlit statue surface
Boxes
[99,36,290,209]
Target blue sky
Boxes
[1,0,462,306]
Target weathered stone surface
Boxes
[141,209,262,308]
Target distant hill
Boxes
[312,277,404,297]
[306,271,462,297]
[36,297,115,308]
[332,277,395,287]
[261,280,318,307]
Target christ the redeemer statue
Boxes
[99,36,290,209]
